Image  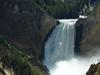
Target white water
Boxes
[49,56,100,75]
[43,19,100,75]
[79,15,87,18]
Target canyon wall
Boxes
[75,1,100,57]
[0,0,57,61]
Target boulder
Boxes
[86,62,100,75]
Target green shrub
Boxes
[32,0,91,18]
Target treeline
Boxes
[32,0,96,19]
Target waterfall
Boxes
[43,19,77,67]
[43,19,99,75]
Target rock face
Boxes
[0,0,57,61]
[0,38,49,75]
[86,62,100,75]
[75,1,100,56]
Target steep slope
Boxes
[0,38,49,75]
[0,0,57,61]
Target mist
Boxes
[49,56,100,75]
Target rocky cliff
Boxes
[75,1,100,57]
[0,0,57,61]
[0,0,57,74]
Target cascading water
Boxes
[43,19,99,75]
[43,19,77,67]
